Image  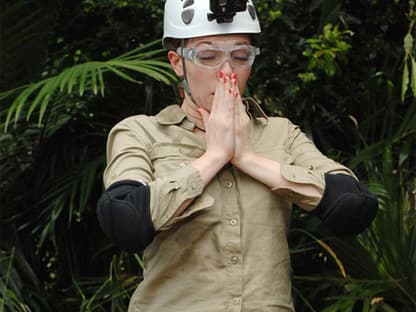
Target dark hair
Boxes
[163,38,182,50]
[164,34,258,50]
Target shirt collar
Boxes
[156,101,268,128]
[156,105,187,125]
[243,97,268,120]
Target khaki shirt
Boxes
[103,104,353,312]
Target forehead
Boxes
[187,34,251,47]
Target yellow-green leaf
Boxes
[411,56,416,97]
[401,60,409,102]
[403,32,413,56]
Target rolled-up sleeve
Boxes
[148,164,204,230]
[103,120,205,231]
[273,120,355,210]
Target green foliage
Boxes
[301,23,353,79]
[253,0,415,311]
[0,0,415,311]
[401,1,416,100]
[71,253,142,311]
[0,247,48,311]
[2,40,175,129]
[1,1,174,311]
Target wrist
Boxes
[192,150,230,186]
[204,149,231,167]
[231,151,256,169]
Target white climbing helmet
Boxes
[163,0,261,49]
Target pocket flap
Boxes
[150,142,205,160]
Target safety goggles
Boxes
[176,45,260,69]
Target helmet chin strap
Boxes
[180,40,199,108]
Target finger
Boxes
[218,74,234,116]
[212,71,226,114]
[233,85,243,116]
[224,75,234,104]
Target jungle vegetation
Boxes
[0,0,415,311]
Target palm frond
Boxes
[2,39,176,130]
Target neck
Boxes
[181,99,206,132]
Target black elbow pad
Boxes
[314,174,378,236]
[97,180,155,252]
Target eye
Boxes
[231,49,251,62]
[196,49,223,65]
[198,51,216,60]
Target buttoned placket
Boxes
[218,166,243,311]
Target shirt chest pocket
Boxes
[150,142,205,178]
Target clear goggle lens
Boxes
[177,45,260,68]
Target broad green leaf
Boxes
[78,65,90,96]
[59,67,76,92]
[115,39,162,60]
[38,93,51,125]
[96,66,105,96]
[6,81,42,127]
[2,39,173,128]
[401,60,409,102]
[66,67,78,94]
[28,76,61,122]
[403,32,413,55]
[91,66,98,95]
[103,64,141,84]
[411,56,416,96]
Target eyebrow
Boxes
[194,41,215,47]
[194,41,250,47]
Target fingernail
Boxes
[231,73,237,79]
[234,91,238,97]
[228,88,233,94]
[232,78,237,85]
[218,71,224,79]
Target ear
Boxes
[168,50,183,77]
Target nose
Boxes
[219,60,233,76]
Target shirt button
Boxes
[233,297,241,305]
[179,162,186,168]
[230,219,238,226]
[225,181,233,188]
[231,256,239,264]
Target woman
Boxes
[97,1,378,311]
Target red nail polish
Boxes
[231,73,237,79]
[218,71,224,78]
[234,91,238,97]
[228,88,233,94]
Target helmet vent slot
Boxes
[182,9,194,24]
[248,5,256,21]
[183,0,194,9]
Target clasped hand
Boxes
[198,71,253,167]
